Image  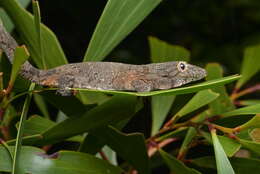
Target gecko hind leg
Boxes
[56,75,75,96]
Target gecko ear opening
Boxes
[177,61,187,72]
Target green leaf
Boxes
[211,129,235,174]
[222,104,260,117]
[32,0,46,69]
[12,83,35,174]
[40,91,91,118]
[151,95,175,135]
[206,63,235,115]
[94,126,150,174]
[16,115,83,144]
[178,127,197,159]
[84,0,162,61]
[1,0,67,68]
[9,46,29,85]
[36,95,137,145]
[72,75,241,96]
[172,89,219,122]
[236,44,260,89]
[0,146,123,174]
[79,105,145,172]
[239,139,260,155]
[77,91,110,105]
[22,115,55,135]
[191,156,216,169]
[190,110,210,123]
[0,8,14,32]
[202,131,241,157]
[79,108,140,152]
[0,139,13,161]
[0,0,31,32]
[159,149,201,174]
[192,156,260,174]
[33,94,50,119]
[97,146,117,166]
[229,157,260,174]
[148,36,190,63]
[238,100,260,106]
[149,37,190,135]
[79,133,107,155]
[236,114,260,132]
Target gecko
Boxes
[0,23,207,96]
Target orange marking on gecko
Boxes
[41,75,59,86]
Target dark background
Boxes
[32,0,260,75]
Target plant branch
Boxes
[231,83,260,100]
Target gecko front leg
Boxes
[56,74,76,96]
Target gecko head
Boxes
[172,61,207,87]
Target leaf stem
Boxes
[231,83,260,100]
[12,83,35,174]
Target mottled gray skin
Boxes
[0,23,207,96]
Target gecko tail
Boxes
[0,22,42,84]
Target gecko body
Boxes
[0,23,207,95]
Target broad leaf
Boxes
[151,95,175,135]
[159,149,201,174]
[235,114,260,132]
[202,131,241,157]
[222,104,260,117]
[0,146,122,174]
[148,36,190,63]
[1,0,67,68]
[238,100,260,106]
[239,139,260,156]
[206,63,235,115]
[32,0,46,69]
[84,0,162,61]
[94,126,150,174]
[0,0,31,32]
[178,127,197,159]
[211,129,235,174]
[22,115,55,135]
[98,146,117,166]
[36,95,137,145]
[192,156,260,174]
[40,91,92,118]
[236,44,260,89]
[9,46,29,85]
[33,94,50,119]
[172,89,219,122]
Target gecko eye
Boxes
[177,62,187,72]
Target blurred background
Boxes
[33,0,260,75]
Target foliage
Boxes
[1,0,260,174]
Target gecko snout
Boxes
[187,64,207,80]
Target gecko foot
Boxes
[56,88,73,96]
[56,74,75,96]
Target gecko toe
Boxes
[56,88,73,96]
